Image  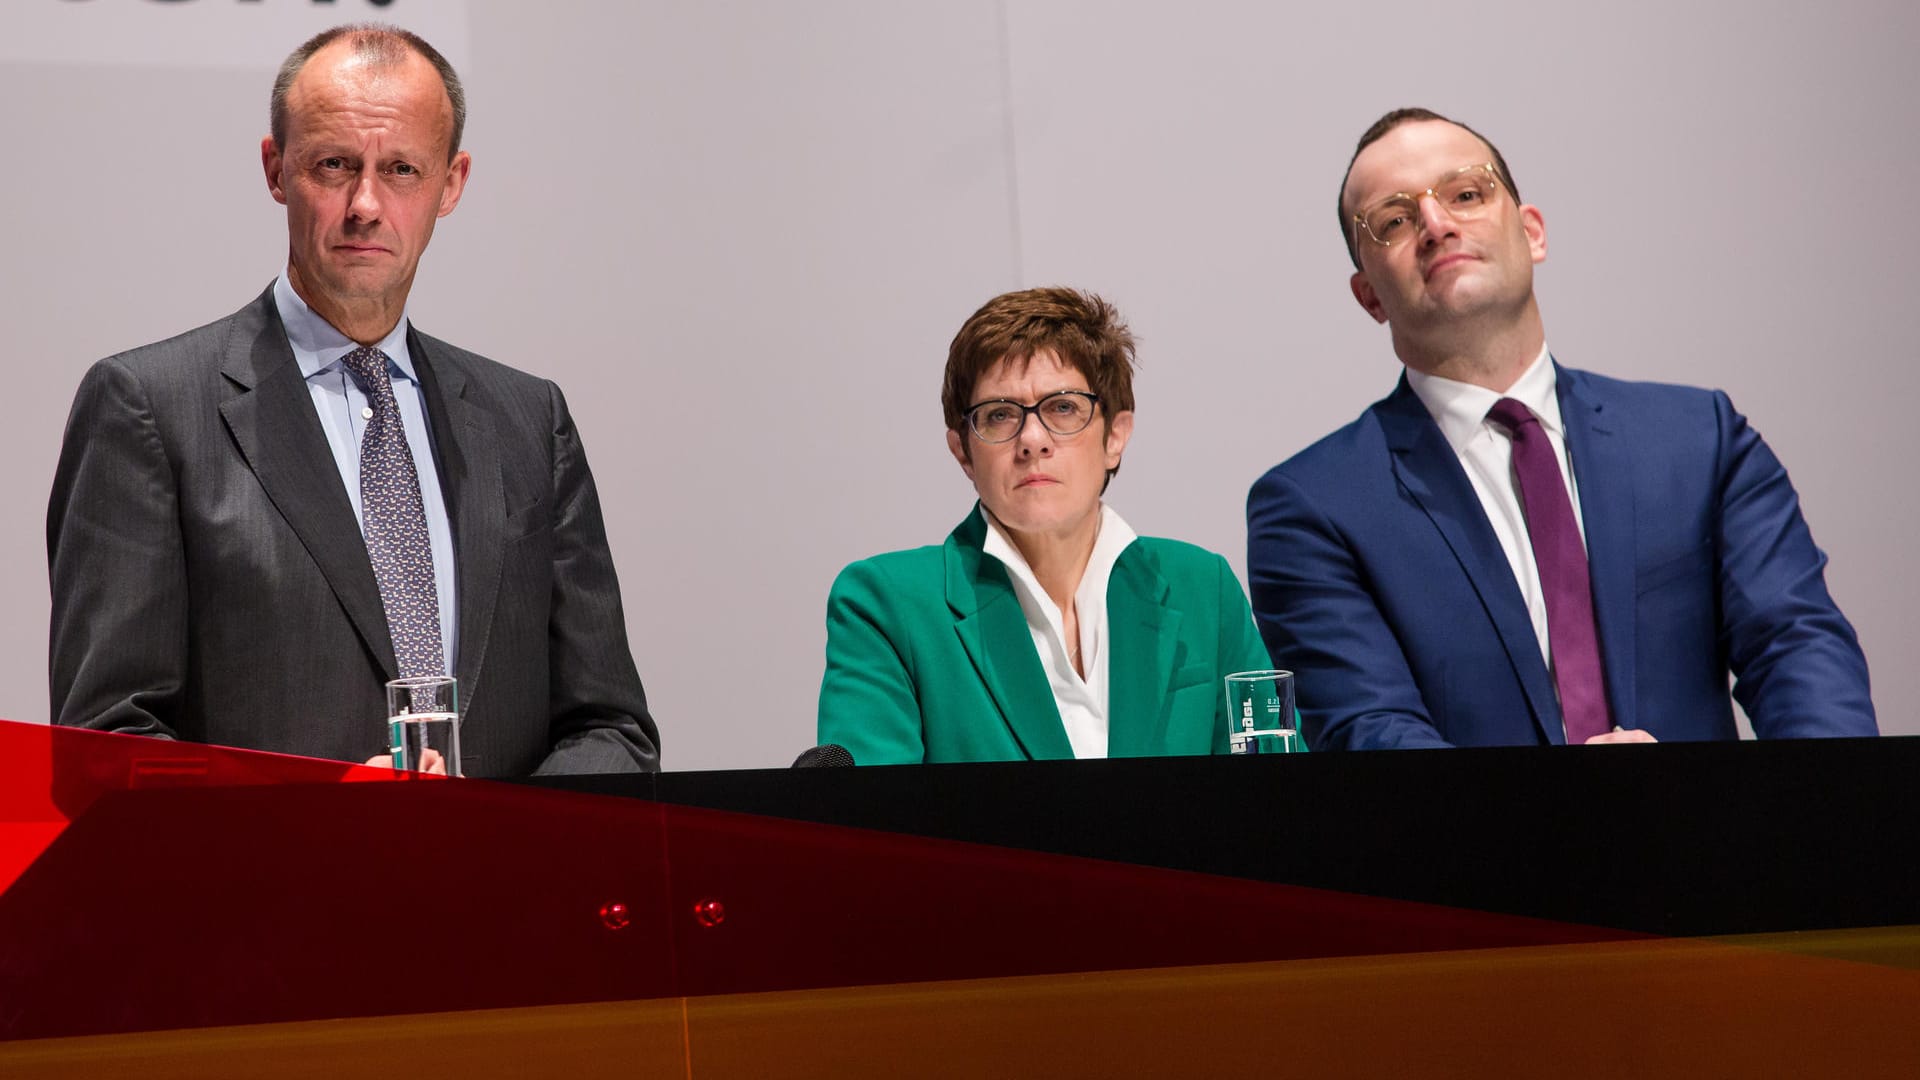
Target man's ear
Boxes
[438,150,472,218]
[1351,270,1387,324]
[1521,203,1547,264]
[262,136,288,205]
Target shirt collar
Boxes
[980,502,1138,612]
[1405,343,1559,455]
[274,271,418,384]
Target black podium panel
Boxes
[538,736,1917,936]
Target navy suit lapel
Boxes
[1375,378,1563,742]
[1106,544,1181,758]
[1556,364,1638,733]
[409,332,505,709]
[945,509,1074,760]
[217,288,397,677]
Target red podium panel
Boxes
[0,720,1631,1043]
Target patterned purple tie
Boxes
[1486,398,1613,744]
[340,346,446,679]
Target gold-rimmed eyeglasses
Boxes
[1351,162,1504,249]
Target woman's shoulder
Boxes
[1128,534,1234,575]
[1120,537,1252,628]
[830,542,949,596]
[834,510,991,596]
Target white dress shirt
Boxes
[980,503,1139,760]
[1405,345,1585,671]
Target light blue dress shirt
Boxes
[273,273,458,675]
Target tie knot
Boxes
[340,346,392,396]
[1486,398,1538,437]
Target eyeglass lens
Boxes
[970,393,1096,442]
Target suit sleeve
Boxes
[1712,392,1876,736]
[46,359,188,738]
[817,561,926,765]
[530,383,662,775]
[1247,469,1453,750]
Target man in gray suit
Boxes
[47,25,659,776]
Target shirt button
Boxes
[361,407,375,420]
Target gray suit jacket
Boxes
[47,286,659,776]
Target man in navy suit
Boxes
[1245,108,1875,749]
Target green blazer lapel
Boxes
[945,508,1074,760]
[1105,542,1182,757]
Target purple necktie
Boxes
[340,346,446,679]
[1486,398,1612,744]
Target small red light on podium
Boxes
[598,902,631,931]
[692,898,726,928]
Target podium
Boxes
[3,720,1918,1077]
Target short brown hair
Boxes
[942,287,1137,483]
[271,24,466,162]
[1338,107,1521,269]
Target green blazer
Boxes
[818,507,1274,764]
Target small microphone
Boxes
[792,744,855,768]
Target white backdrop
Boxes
[2,0,1913,769]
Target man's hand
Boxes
[1583,728,1658,745]
[362,749,449,775]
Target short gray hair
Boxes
[269,23,466,161]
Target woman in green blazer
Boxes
[817,288,1275,765]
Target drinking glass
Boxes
[1224,670,1300,754]
[387,676,460,777]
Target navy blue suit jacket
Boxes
[1245,363,1875,749]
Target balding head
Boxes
[271,24,465,162]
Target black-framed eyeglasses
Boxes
[964,390,1101,444]
[1351,162,1504,248]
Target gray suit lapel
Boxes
[217,288,397,678]
[1376,379,1563,742]
[409,332,506,711]
[1557,363,1638,733]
